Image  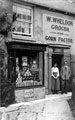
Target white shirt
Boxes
[52,67,59,79]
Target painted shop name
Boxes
[51,25,69,32]
[45,36,73,43]
[46,16,73,32]
[46,16,73,26]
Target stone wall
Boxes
[0,87,45,120]
[15,87,45,103]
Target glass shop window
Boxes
[9,50,44,87]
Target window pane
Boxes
[26,9,31,15]
[16,21,22,32]
[13,21,18,32]
[25,23,29,34]
[17,7,21,13]
[27,15,31,22]
[13,6,17,12]
[29,23,31,34]
[17,13,21,19]
[22,14,26,21]
[22,8,26,13]
[21,22,25,33]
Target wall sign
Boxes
[43,14,74,45]
[24,89,34,98]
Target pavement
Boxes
[0,92,75,120]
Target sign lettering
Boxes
[43,14,74,45]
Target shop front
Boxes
[43,13,73,94]
[7,42,46,102]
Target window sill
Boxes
[12,34,36,42]
[15,85,44,90]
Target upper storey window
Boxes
[13,4,33,37]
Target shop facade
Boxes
[43,13,74,93]
[7,42,46,102]
[6,1,47,102]
[2,0,75,103]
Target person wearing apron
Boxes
[51,63,60,94]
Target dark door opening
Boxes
[52,54,63,91]
[52,54,63,71]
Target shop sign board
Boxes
[24,89,34,98]
[43,14,74,45]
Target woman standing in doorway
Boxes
[51,63,60,94]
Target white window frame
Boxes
[12,4,33,37]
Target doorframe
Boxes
[52,53,64,91]
[47,46,71,94]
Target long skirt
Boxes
[51,76,60,91]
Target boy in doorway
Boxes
[51,63,60,94]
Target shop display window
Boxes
[8,50,44,87]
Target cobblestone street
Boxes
[0,92,75,120]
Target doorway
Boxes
[52,54,63,71]
[52,54,63,91]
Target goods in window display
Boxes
[21,56,33,81]
[16,71,22,87]
[32,71,39,81]
[31,60,37,69]
[16,58,19,73]
[15,53,43,87]
[22,67,33,81]
[26,80,33,86]
[22,56,28,67]
[34,81,38,85]
[23,81,27,86]
[31,60,40,82]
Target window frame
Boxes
[12,4,33,37]
[8,49,44,88]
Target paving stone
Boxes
[5,106,19,112]
[17,112,36,120]
[19,102,44,113]
[7,111,18,120]
[0,112,2,120]
[1,113,10,120]
[37,113,75,120]
[0,108,6,113]
[43,98,71,113]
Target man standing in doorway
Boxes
[60,61,71,94]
